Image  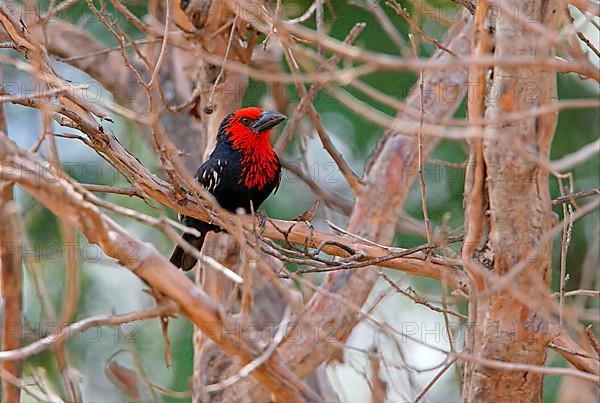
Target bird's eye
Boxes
[240,117,252,126]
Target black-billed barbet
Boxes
[170,107,286,270]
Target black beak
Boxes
[251,111,287,133]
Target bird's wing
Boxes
[195,158,228,194]
[179,159,228,222]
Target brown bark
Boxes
[2,1,594,401]
[0,182,22,403]
[0,136,319,403]
[462,0,562,401]
[235,16,473,402]
[278,14,471,379]
[0,77,22,403]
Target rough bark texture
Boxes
[0,137,321,402]
[0,81,22,403]
[235,16,473,402]
[0,184,22,403]
[279,14,471,378]
[3,1,593,401]
[463,0,561,401]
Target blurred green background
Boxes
[2,0,598,401]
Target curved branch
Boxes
[0,302,177,362]
[0,137,320,403]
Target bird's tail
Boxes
[169,230,207,271]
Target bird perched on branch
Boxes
[170,107,286,271]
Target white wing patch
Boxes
[200,159,226,193]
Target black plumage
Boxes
[169,108,285,270]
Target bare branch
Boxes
[0,137,320,403]
[0,302,177,362]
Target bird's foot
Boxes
[256,210,267,230]
[294,198,320,222]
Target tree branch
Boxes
[0,137,320,403]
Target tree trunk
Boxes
[463,0,561,401]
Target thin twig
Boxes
[0,303,177,361]
[379,271,467,320]
[282,45,363,193]
[386,0,457,57]
[82,184,143,197]
[147,0,170,87]
[274,22,366,152]
[551,289,600,298]
[410,33,432,245]
[552,139,599,172]
[207,15,238,110]
[552,188,600,205]
[558,177,575,327]
[453,352,600,384]
[413,357,458,403]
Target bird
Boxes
[169,107,286,271]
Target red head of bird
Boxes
[219,107,286,190]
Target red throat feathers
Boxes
[226,107,280,190]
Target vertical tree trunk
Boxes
[463,0,561,401]
[0,77,22,403]
[234,16,473,402]
[0,183,22,403]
